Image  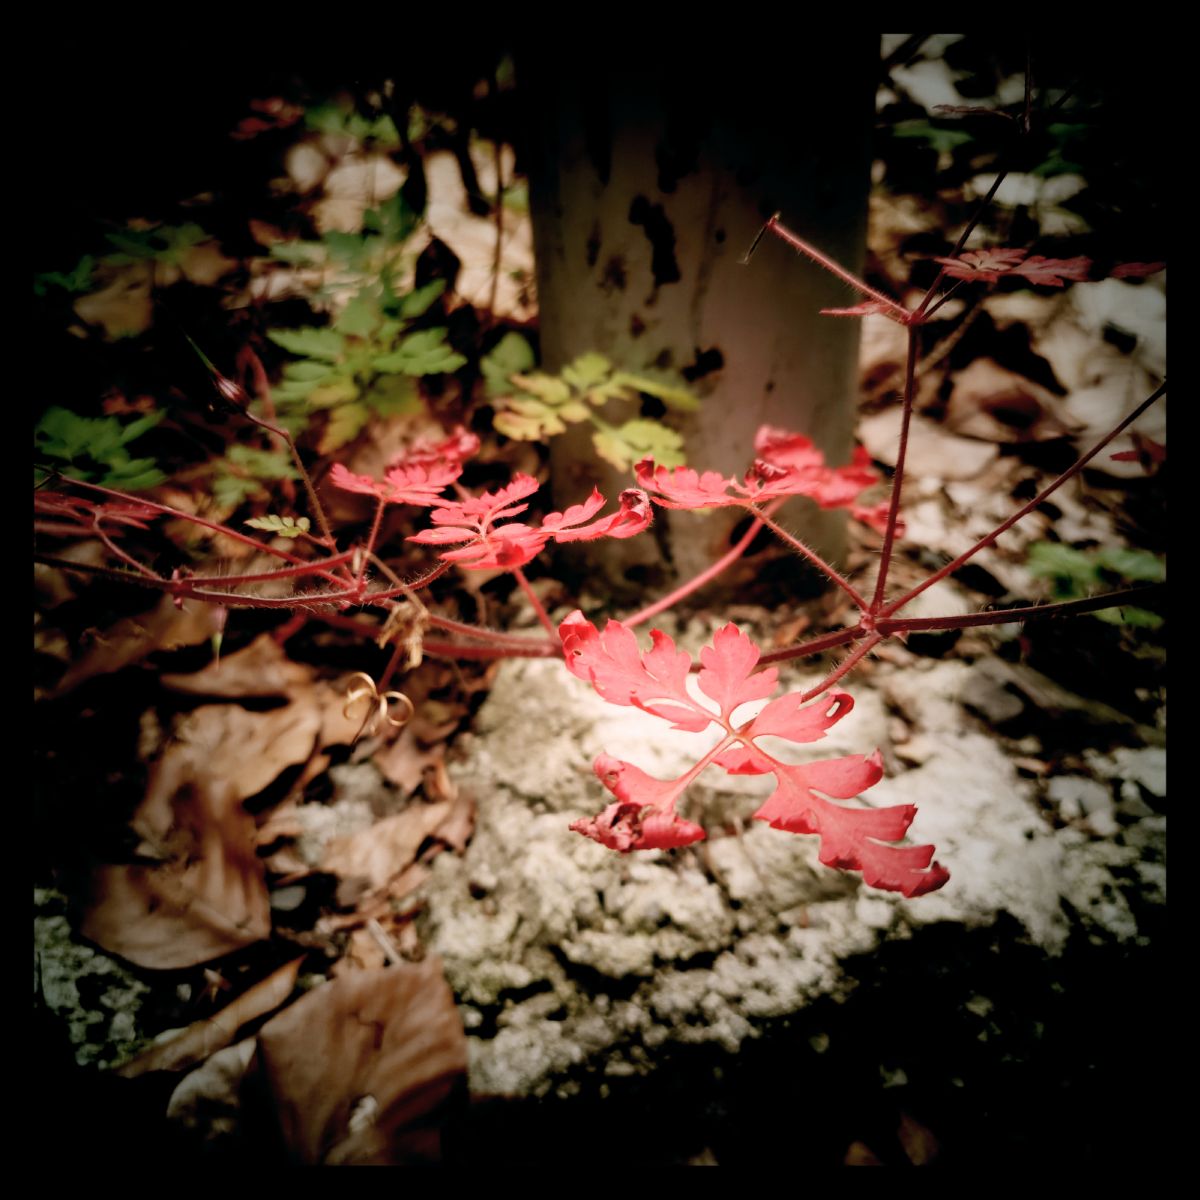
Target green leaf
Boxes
[372,328,466,375]
[245,514,311,539]
[226,445,300,480]
[323,230,368,266]
[507,373,571,405]
[399,279,447,318]
[593,419,685,471]
[891,119,974,156]
[481,332,536,396]
[284,361,336,383]
[612,371,701,412]
[34,255,95,296]
[306,376,361,409]
[1094,547,1166,583]
[269,241,328,265]
[365,374,421,417]
[561,352,611,391]
[334,291,383,338]
[318,403,371,453]
[1094,606,1163,630]
[495,410,559,440]
[371,191,419,242]
[267,327,347,362]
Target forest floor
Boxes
[33,41,1165,1166]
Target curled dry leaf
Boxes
[83,702,322,969]
[117,957,303,1078]
[255,958,467,1165]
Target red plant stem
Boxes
[511,566,559,640]
[358,496,388,585]
[623,511,770,629]
[378,638,408,692]
[92,521,159,578]
[59,478,345,577]
[188,586,361,608]
[870,327,920,610]
[425,612,558,649]
[317,605,558,653]
[422,638,558,661]
[756,625,864,666]
[273,612,310,644]
[750,507,868,611]
[880,381,1167,618]
[348,561,452,605]
[799,633,883,703]
[240,407,345,567]
[764,216,912,322]
[920,277,965,322]
[184,549,356,585]
[876,584,1165,632]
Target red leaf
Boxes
[543,487,653,543]
[751,751,948,897]
[569,756,707,851]
[330,460,461,507]
[400,425,480,468]
[933,248,1092,288]
[635,432,877,513]
[409,474,545,570]
[562,616,949,895]
[697,623,778,720]
[558,612,712,731]
[933,248,1028,282]
[633,460,743,509]
[1110,261,1165,280]
[851,499,902,537]
[1010,255,1091,287]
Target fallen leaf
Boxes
[256,959,467,1164]
[858,408,999,480]
[83,702,322,968]
[897,1110,940,1165]
[160,633,312,698]
[373,729,443,794]
[945,359,1078,444]
[166,1038,258,1146]
[52,594,220,697]
[322,801,453,893]
[117,958,302,1077]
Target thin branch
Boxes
[756,625,864,666]
[880,381,1167,617]
[511,567,558,640]
[760,215,913,322]
[624,511,769,629]
[876,584,1165,633]
[799,633,883,702]
[751,507,868,611]
[871,326,920,610]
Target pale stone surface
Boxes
[417,649,1165,1098]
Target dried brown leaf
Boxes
[321,801,453,893]
[373,728,443,794]
[160,633,312,698]
[945,359,1079,444]
[83,702,322,968]
[52,595,219,696]
[117,958,303,1077]
[256,959,467,1165]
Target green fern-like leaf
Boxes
[593,419,686,472]
[245,514,311,538]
